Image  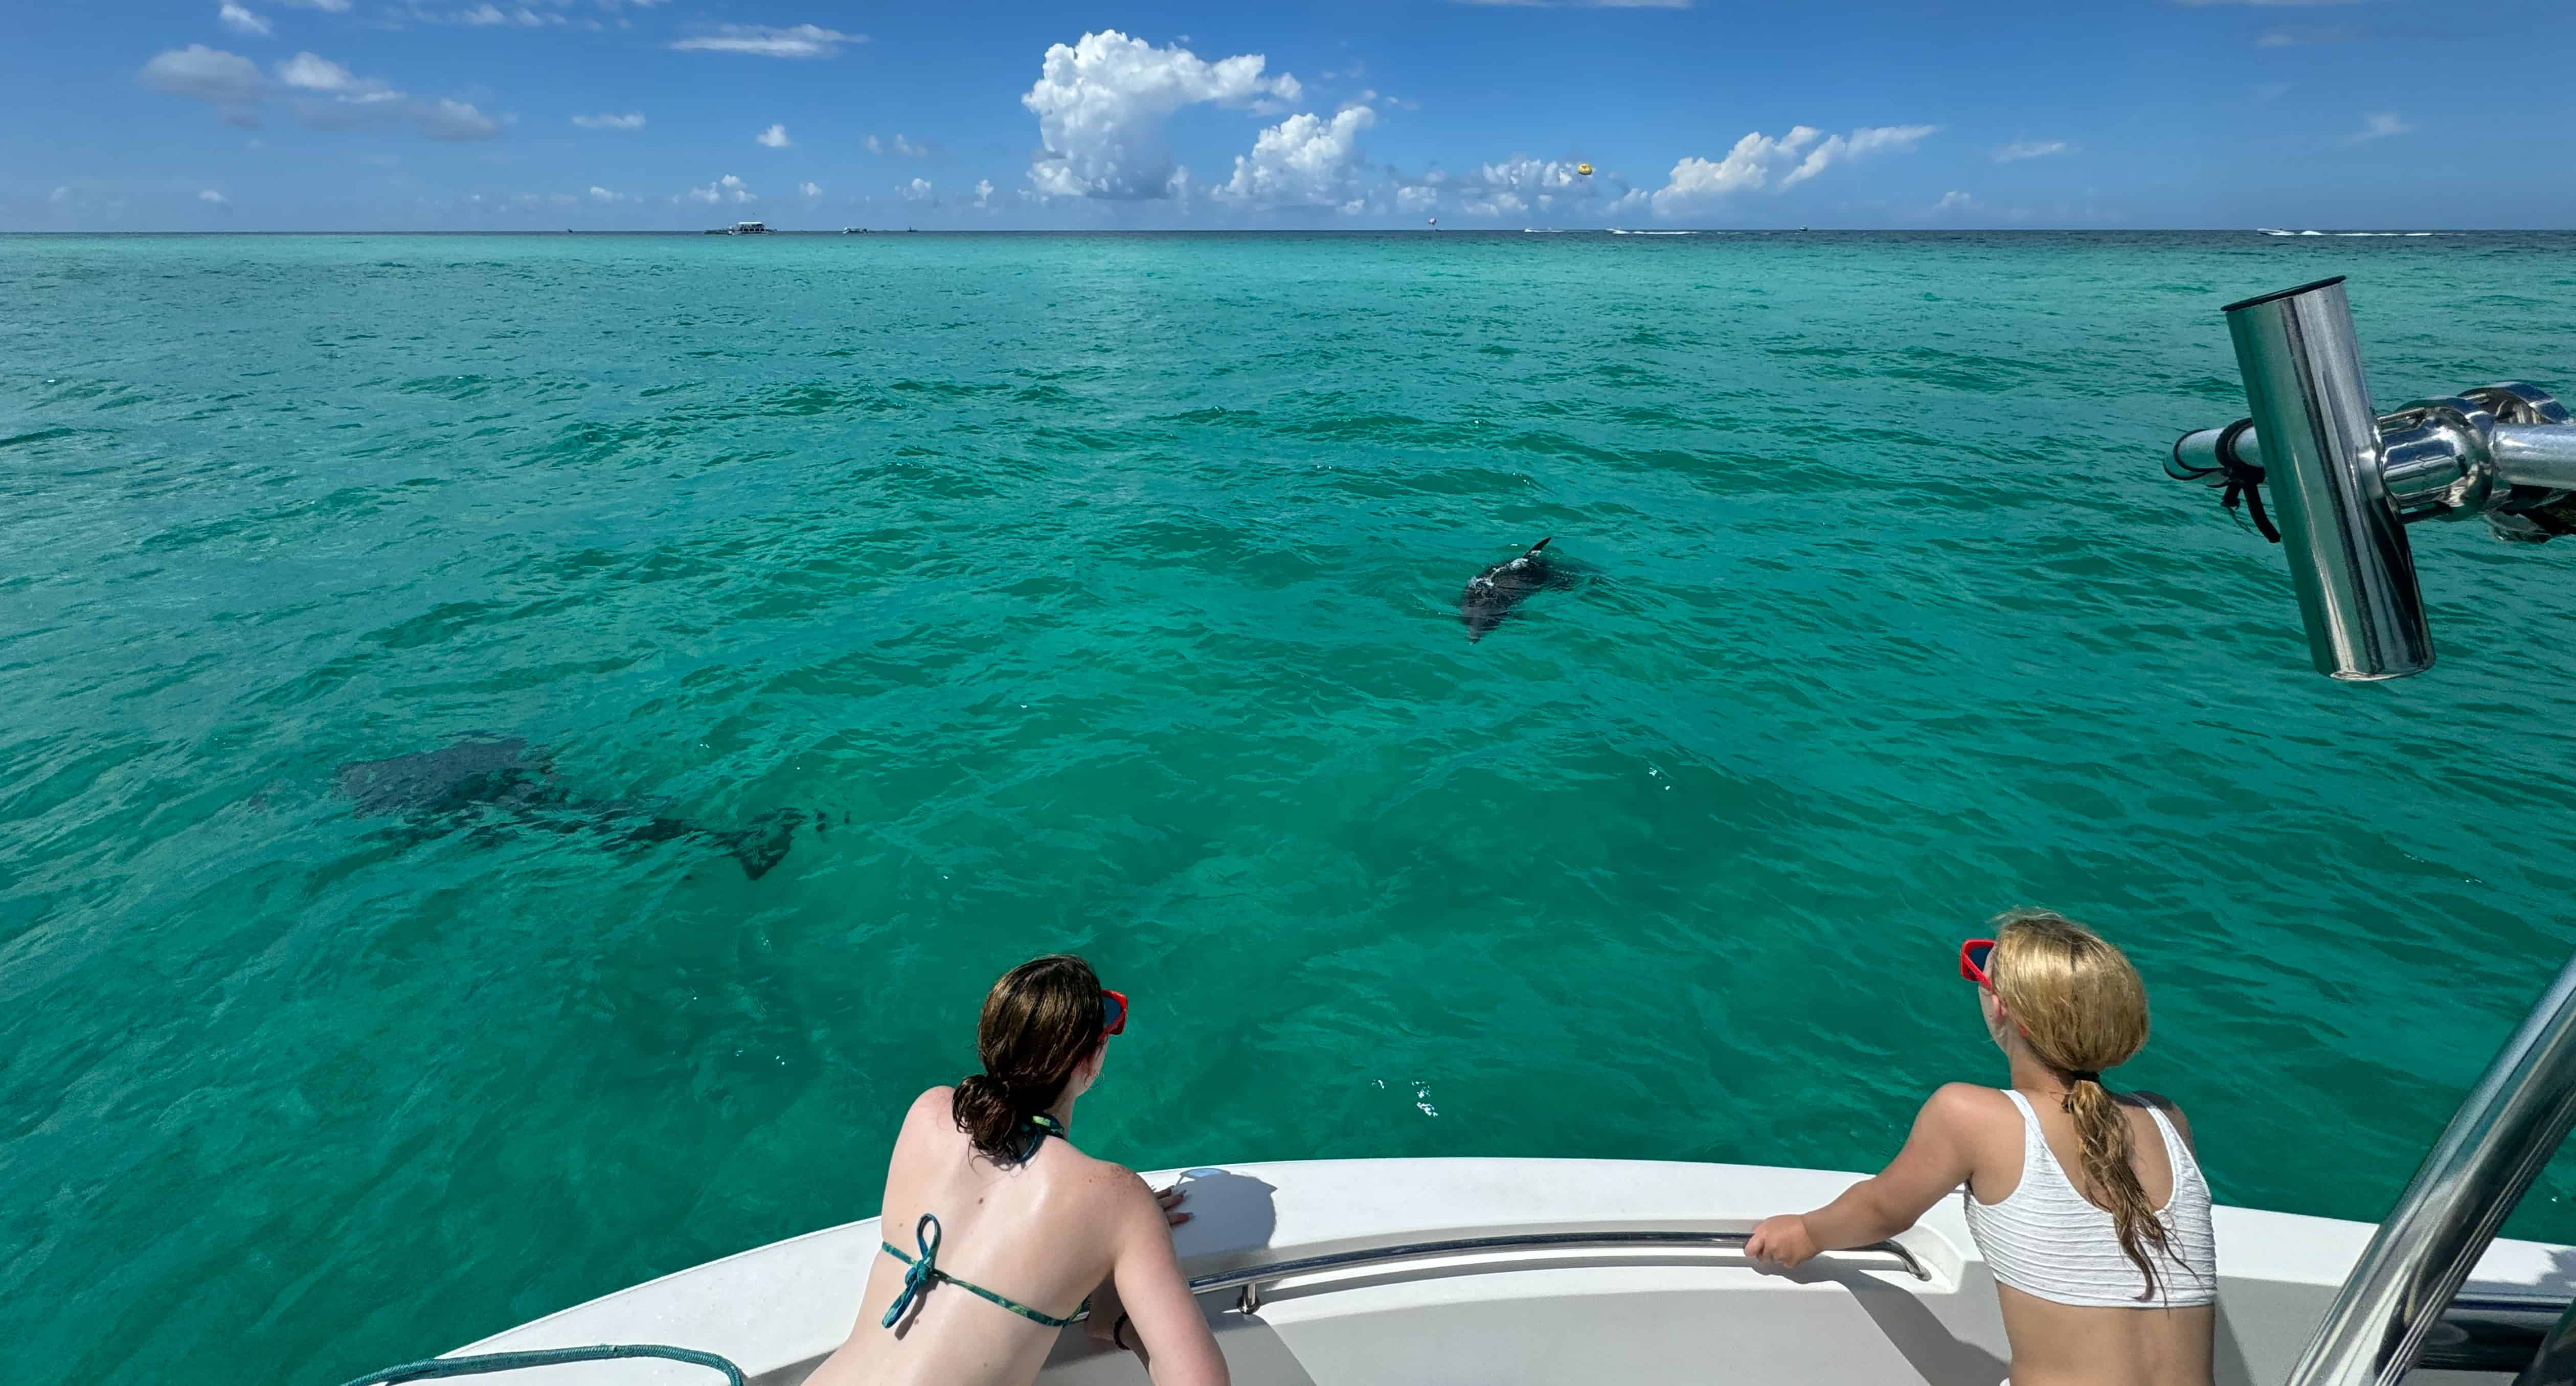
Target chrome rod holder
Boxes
[2168,277,2576,679]
[2283,947,2576,1386]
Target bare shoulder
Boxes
[901,1086,956,1137]
[1056,1152,1158,1219]
[2125,1090,2195,1145]
[1917,1084,2025,1169]
[1923,1081,2015,1130]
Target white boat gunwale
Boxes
[444,1155,2576,1385]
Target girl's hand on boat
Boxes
[1746,1214,1818,1268]
[1153,1184,1193,1227]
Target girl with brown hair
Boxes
[1748,911,2217,1385]
[805,955,1228,1386]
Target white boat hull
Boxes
[447,1158,2575,1384]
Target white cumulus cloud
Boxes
[277,51,368,92]
[756,123,791,148]
[278,0,352,10]
[800,180,822,196]
[2352,111,2412,142]
[1217,105,1375,209]
[683,173,756,204]
[670,24,863,58]
[219,3,273,35]
[973,178,995,208]
[572,112,644,129]
[1021,30,1300,201]
[864,132,931,157]
[1629,123,1934,216]
[199,188,229,202]
[1782,124,1934,186]
[1994,139,2072,162]
[900,177,934,202]
[264,54,506,142]
[1458,155,1600,216]
[452,4,558,26]
[588,185,628,201]
[139,45,267,123]
[419,99,502,141]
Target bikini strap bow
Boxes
[880,1214,943,1329]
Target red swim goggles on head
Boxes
[1959,939,1997,989]
[1102,989,1128,1037]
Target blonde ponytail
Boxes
[1989,910,2180,1302]
[2061,1073,2171,1299]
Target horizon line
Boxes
[3,226,2544,237]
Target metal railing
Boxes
[2283,948,2576,1386]
[1170,1229,1929,1315]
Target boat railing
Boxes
[2283,947,2576,1386]
[1163,1229,1928,1316]
[1174,1226,2568,1364]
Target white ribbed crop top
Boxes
[1961,1089,2217,1309]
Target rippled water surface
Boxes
[8,231,2576,1384]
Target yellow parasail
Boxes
[1576,163,1593,176]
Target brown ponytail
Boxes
[1989,910,2183,1302]
[955,955,1104,1163]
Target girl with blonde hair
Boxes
[1749,911,2217,1386]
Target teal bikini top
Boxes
[880,1112,1085,1331]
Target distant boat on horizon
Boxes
[2258,228,2436,237]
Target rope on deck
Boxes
[333,1344,746,1385]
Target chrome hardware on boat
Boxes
[1167,1229,1931,1317]
[2282,948,2576,1386]
[2168,277,2576,679]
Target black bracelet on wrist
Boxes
[1112,1313,1134,1351]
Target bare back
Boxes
[804,1088,1213,1386]
[1957,1086,2215,1386]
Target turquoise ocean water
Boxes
[7,231,2576,1384]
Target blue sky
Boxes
[6,0,2571,231]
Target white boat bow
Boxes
[442,1156,2576,1385]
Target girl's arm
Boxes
[1747,1083,1985,1268]
[1103,1174,1229,1386]
[1086,1184,1193,1351]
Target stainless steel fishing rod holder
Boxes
[2169,276,2576,680]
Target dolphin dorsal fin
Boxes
[1525,537,1552,557]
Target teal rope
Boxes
[333,1344,744,1385]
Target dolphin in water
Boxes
[1459,537,1564,643]
[334,736,797,879]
